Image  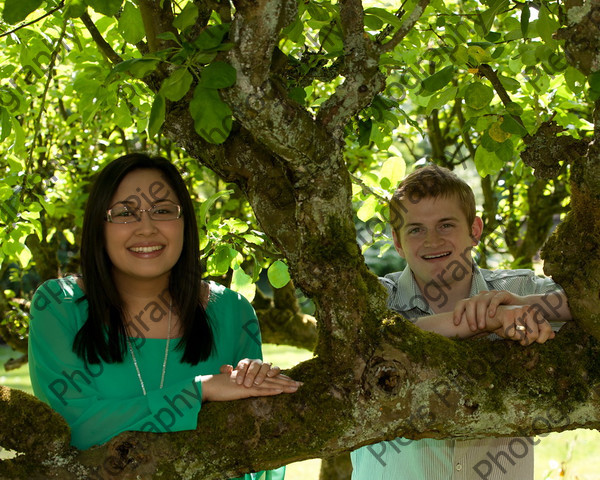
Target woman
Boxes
[28,153,299,479]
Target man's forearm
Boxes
[520,291,571,322]
[414,312,485,338]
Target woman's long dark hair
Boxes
[74,153,213,365]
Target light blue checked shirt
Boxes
[351,265,563,480]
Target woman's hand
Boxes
[230,358,282,387]
[199,359,302,402]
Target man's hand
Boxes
[485,304,555,346]
[453,290,525,331]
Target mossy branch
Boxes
[4,323,600,479]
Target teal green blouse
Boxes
[28,276,284,480]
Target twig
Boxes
[80,12,123,65]
[349,173,389,203]
[22,19,68,196]
[378,0,431,54]
[0,2,64,38]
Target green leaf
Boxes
[16,244,32,268]
[380,156,406,190]
[156,31,180,44]
[476,0,509,35]
[267,260,290,289]
[521,3,530,38]
[496,139,514,163]
[148,94,165,137]
[518,44,538,66]
[364,7,403,28]
[289,86,306,104]
[0,107,12,142]
[230,266,256,302]
[500,114,528,136]
[2,0,43,24]
[87,0,123,16]
[129,59,160,78]
[160,68,194,102]
[198,61,236,89]
[118,2,145,44]
[364,13,383,30]
[464,82,494,110]
[110,58,159,79]
[243,233,264,245]
[189,86,232,144]
[497,74,521,92]
[537,5,559,44]
[319,23,343,53]
[64,0,87,18]
[356,195,378,222]
[426,86,458,115]
[589,71,600,100]
[421,66,455,93]
[198,189,233,227]
[207,245,237,276]
[481,131,501,152]
[282,17,304,44]
[474,144,504,177]
[63,229,75,245]
[173,2,198,31]
[193,23,230,51]
[358,119,372,147]
[306,2,329,22]
[505,102,523,116]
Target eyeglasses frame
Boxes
[105,202,182,224]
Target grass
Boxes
[3,344,600,479]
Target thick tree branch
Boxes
[223,0,340,177]
[136,0,178,52]
[316,0,386,135]
[3,323,600,479]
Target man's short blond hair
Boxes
[390,164,476,232]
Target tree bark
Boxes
[3,322,600,479]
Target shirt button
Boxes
[456,463,462,471]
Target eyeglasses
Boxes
[105,202,182,224]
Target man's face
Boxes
[392,195,483,294]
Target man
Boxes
[351,165,570,479]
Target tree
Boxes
[1,0,600,478]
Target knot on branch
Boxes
[556,3,600,75]
[100,435,154,477]
[362,357,408,397]
[522,121,587,178]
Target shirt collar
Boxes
[390,267,433,315]
[390,262,484,315]
[469,264,489,296]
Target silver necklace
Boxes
[127,299,172,396]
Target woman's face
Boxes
[104,169,184,286]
